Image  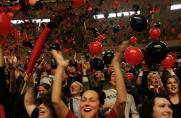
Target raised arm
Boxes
[112,41,128,118]
[51,50,69,118]
[7,56,17,95]
[0,45,10,117]
[24,75,36,117]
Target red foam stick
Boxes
[26,26,51,77]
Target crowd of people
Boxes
[0,40,181,118]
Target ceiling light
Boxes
[11,18,50,24]
[93,11,140,19]
[93,14,105,19]
[170,3,181,10]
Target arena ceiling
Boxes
[0,0,181,54]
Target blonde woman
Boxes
[147,71,166,97]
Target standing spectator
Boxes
[147,71,166,97]
[24,75,56,118]
[51,41,128,118]
[163,75,181,118]
[103,71,140,118]
[68,81,83,118]
[140,94,173,118]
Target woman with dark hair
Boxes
[51,41,128,118]
[32,93,57,118]
[140,94,173,118]
[24,76,57,118]
[164,75,181,118]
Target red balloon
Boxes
[153,6,160,14]
[130,36,137,44]
[14,31,21,40]
[73,0,84,8]
[114,0,120,8]
[11,4,21,11]
[124,47,143,65]
[178,33,181,40]
[127,72,134,81]
[0,13,12,36]
[95,34,106,43]
[22,32,28,40]
[29,0,38,6]
[141,38,146,43]
[170,52,177,61]
[171,28,176,33]
[149,27,161,39]
[0,39,7,45]
[54,39,60,44]
[161,54,175,69]
[89,41,103,55]
[0,7,4,12]
[7,12,14,17]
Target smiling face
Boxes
[109,72,116,87]
[38,85,48,96]
[94,71,104,82]
[152,97,173,118]
[80,90,100,118]
[166,77,179,95]
[38,103,53,118]
[70,81,82,96]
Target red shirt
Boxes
[65,108,117,118]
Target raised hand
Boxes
[51,50,69,68]
[112,40,129,64]
[7,55,17,68]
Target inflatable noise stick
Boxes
[21,26,51,94]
